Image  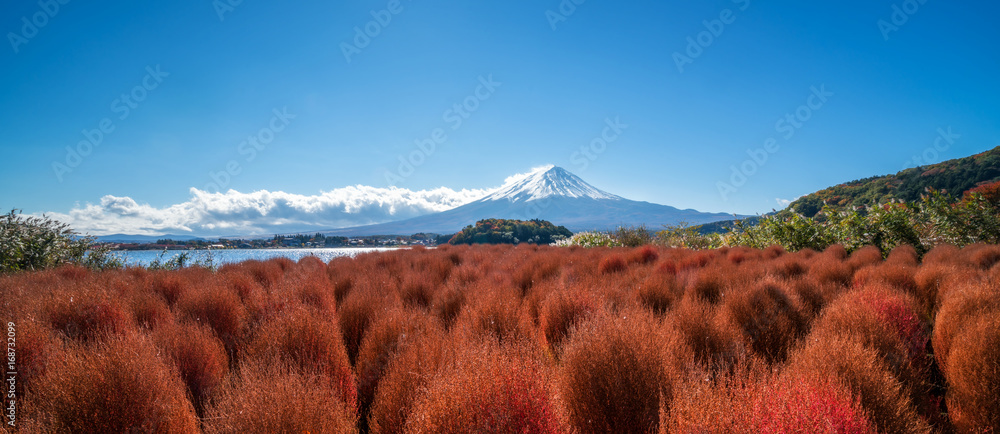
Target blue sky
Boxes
[2,0,999,235]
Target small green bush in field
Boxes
[0,209,122,273]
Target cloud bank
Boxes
[46,185,496,237]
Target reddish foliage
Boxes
[27,333,198,433]
[7,243,1000,432]
[599,254,628,274]
[203,360,357,433]
[558,308,682,433]
[368,331,447,433]
[356,307,439,429]
[46,294,130,342]
[722,280,807,363]
[943,313,1000,432]
[246,307,357,415]
[406,339,563,434]
[539,288,597,352]
[631,246,660,264]
[751,378,875,434]
[154,321,228,415]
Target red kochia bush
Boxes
[931,280,999,373]
[246,307,357,416]
[369,331,447,434]
[665,366,876,433]
[943,313,1000,432]
[539,288,597,352]
[636,273,683,316]
[338,286,389,366]
[202,360,357,434]
[558,308,682,433]
[154,321,229,414]
[787,331,930,433]
[809,285,932,410]
[630,246,660,264]
[599,254,628,274]
[356,308,439,429]
[852,263,918,296]
[670,297,743,371]
[405,339,563,434]
[46,293,130,342]
[751,377,875,434]
[28,333,198,433]
[176,282,246,353]
[722,280,807,363]
[453,285,533,344]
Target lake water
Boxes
[117,248,397,267]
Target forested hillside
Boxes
[790,146,1000,217]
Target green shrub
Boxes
[0,209,122,273]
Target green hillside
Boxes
[789,146,1000,217]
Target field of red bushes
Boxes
[2,243,999,433]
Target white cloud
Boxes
[775,195,803,209]
[45,185,495,237]
[503,164,554,185]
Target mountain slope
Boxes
[789,146,1000,217]
[320,166,738,236]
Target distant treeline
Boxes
[449,218,572,245]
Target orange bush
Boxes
[27,333,198,432]
[943,313,1000,432]
[338,285,394,365]
[202,360,357,433]
[406,338,563,434]
[154,321,229,415]
[368,330,447,434]
[45,291,130,342]
[245,307,357,415]
[558,308,682,433]
[722,280,807,363]
[598,254,628,274]
[636,273,682,316]
[786,334,931,434]
[538,288,597,352]
[175,282,246,353]
[356,307,439,429]
[670,297,743,371]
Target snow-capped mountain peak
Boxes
[479,165,622,202]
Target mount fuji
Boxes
[319,166,738,236]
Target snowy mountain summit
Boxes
[480,165,622,202]
[319,165,740,236]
